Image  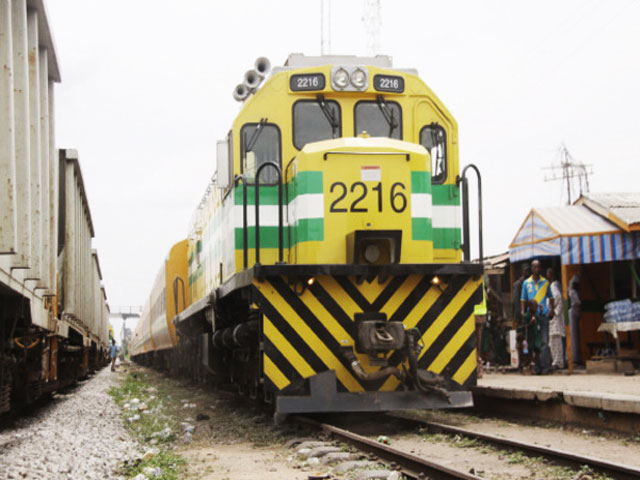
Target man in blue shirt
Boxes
[520,259,551,374]
[109,339,119,372]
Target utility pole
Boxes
[110,306,142,356]
[362,0,382,56]
[321,0,331,55]
[543,144,593,205]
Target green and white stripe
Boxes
[230,170,461,252]
[233,171,325,249]
[410,171,432,241]
[432,184,461,250]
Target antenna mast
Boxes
[321,0,331,55]
[362,0,381,56]
[543,144,593,205]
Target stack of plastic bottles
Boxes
[603,299,638,323]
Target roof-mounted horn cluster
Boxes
[232,57,271,102]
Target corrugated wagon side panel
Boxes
[0,0,17,254]
[26,8,42,282]
[59,149,102,343]
[1,1,58,330]
[38,45,51,291]
[101,288,109,345]
[63,154,76,315]
[48,79,57,300]
[11,0,32,269]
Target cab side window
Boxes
[420,124,447,184]
[241,122,281,184]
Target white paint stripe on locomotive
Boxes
[234,205,280,227]
[233,194,325,228]
[432,205,460,228]
[411,193,432,218]
[288,193,324,223]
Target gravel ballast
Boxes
[0,368,140,479]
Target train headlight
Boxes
[351,68,367,89]
[364,244,381,264]
[333,68,350,89]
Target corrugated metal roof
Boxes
[482,251,510,268]
[509,204,638,265]
[578,193,640,230]
[534,206,619,236]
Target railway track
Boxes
[295,413,640,480]
[388,412,640,480]
[295,416,484,480]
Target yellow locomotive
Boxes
[131,54,483,416]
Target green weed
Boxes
[109,369,185,479]
[120,451,186,480]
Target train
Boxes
[0,1,110,414]
[131,54,484,418]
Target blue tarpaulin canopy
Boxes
[509,205,640,265]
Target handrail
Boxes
[172,276,186,315]
[323,151,410,161]
[254,161,284,265]
[284,157,296,258]
[457,164,483,263]
[234,175,249,269]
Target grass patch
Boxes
[109,371,180,445]
[109,368,186,479]
[505,451,533,465]
[121,451,186,480]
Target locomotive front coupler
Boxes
[340,312,410,383]
[341,347,404,383]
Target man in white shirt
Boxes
[547,268,565,369]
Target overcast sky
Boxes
[46,0,640,336]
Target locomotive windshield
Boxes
[354,98,402,139]
[292,96,341,149]
[241,122,281,184]
[420,123,447,184]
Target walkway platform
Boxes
[472,371,640,434]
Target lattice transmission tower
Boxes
[362,0,382,56]
[320,0,331,55]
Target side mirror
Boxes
[216,140,230,189]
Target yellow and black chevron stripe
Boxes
[255,273,483,395]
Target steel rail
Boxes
[389,413,640,480]
[294,416,483,480]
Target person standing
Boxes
[547,268,565,369]
[568,275,582,364]
[110,339,119,372]
[521,260,551,374]
[512,264,531,326]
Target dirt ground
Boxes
[180,443,304,480]
[479,372,640,397]
[117,366,640,480]
[127,368,330,480]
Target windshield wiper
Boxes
[376,95,398,137]
[245,117,268,152]
[316,94,340,138]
